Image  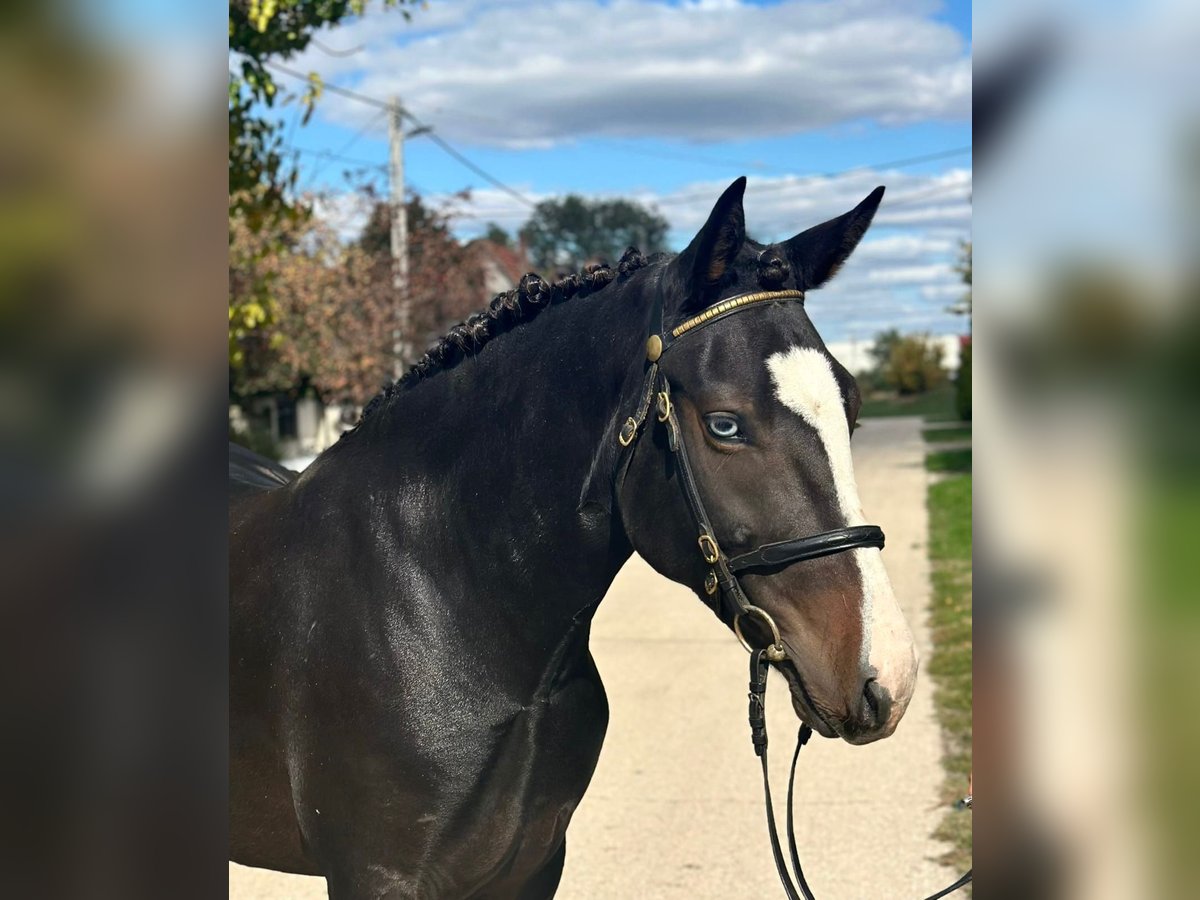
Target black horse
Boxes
[230,178,918,899]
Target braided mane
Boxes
[357,247,651,423]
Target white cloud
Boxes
[867,263,953,284]
[920,282,968,301]
[290,0,970,146]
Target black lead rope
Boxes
[750,651,973,900]
[750,650,814,900]
[923,870,975,900]
[785,723,812,896]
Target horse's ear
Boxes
[784,186,885,290]
[671,176,747,311]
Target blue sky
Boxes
[247,0,972,343]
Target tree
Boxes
[356,194,486,353]
[868,328,903,373]
[882,334,947,395]
[866,330,947,396]
[228,0,416,230]
[230,210,392,405]
[230,192,483,406]
[956,336,972,421]
[483,223,512,247]
[949,241,972,321]
[229,1,420,381]
[519,195,669,273]
[952,242,972,420]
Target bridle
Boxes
[614,283,886,651]
[613,282,973,900]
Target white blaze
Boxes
[766,346,917,717]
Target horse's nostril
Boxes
[861,678,892,729]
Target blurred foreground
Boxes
[974,3,1200,898]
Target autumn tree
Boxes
[230,212,396,406]
[873,333,947,396]
[231,192,486,406]
[356,194,486,353]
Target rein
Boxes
[615,283,973,899]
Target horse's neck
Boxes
[331,278,646,642]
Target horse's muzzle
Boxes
[836,678,896,744]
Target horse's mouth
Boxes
[775,657,839,740]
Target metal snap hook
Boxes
[734,605,787,662]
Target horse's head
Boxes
[618,178,917,744]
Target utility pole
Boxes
[388,96,410,379]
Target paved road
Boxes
[230,416,951,898]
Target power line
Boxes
[302,109,386,190]
[310,38,365,58]
[609,143,972,177]
[881,181,973,210]
[266,61,391,111]
[288,145,388,172]
[266,62,537,208]
[389,100,971,178]
[653,160,971,209]
[401,111,537,209]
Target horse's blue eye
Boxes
[705,414,741,440]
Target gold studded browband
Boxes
[669,289,804,340]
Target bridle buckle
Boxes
[655,390,672,423]
[697,533,720,564]
[617,416,638,447]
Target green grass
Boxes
[926,447,972,474]
[858,382,958,420]
[926,459,973,875]
[922,425,972,444]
